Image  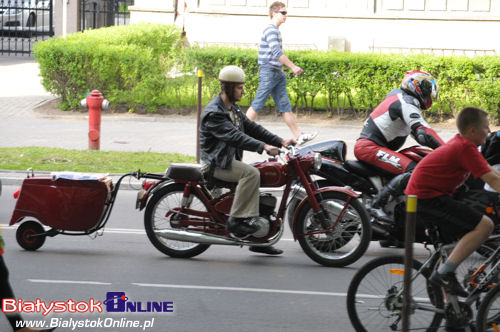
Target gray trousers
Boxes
[213,159,260,218]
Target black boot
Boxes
[249,246,283,255]
[226,216,259,238]
[370,173,411,223]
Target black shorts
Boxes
[416,195,483,243]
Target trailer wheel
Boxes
[16,220,45,251]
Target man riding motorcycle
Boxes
[199,65,295,255]
[354,70,445,222]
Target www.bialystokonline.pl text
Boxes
[16,317,155,331]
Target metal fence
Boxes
[0,0,53,55]
[81,0,133,31]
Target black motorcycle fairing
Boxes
[454,188,499,220]
[296,140,347,162]
[384,187,500,244]
[316,158,378,195]
[344,160,394,179]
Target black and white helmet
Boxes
[401,70,438,110]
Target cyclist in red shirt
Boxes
[405,107,500,297]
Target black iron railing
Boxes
[81,0,133,31]
[0,0,53,55]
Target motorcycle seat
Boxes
[344,160,393,178]
[166,164,203,181]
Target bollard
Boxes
[196,69,203,163]
[81,90,109,150]
[402,195,418,331]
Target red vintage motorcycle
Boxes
[136,147,371,267]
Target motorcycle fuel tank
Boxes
[253,160,287,187]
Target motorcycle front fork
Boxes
[313,195,352,231]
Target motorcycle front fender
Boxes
[291,186,360,235]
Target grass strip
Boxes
[0,147,195,173]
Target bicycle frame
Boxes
[391,235,500,327]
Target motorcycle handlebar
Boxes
[274,145,296,158]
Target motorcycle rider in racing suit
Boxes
[354,70,445,222]
[199,65,296,255]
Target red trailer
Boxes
[9,169,165,250]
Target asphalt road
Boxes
[0,184,429,332]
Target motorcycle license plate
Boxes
[136,189,146,209]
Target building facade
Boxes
[129,0,500,56]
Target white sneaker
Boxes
[297,132,318,146]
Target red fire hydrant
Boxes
[81,90,109,150]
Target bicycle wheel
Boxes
[347,255,444,331]
[477,284,500,332]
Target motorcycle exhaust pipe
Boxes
[292,185,358,219]
[155,228,241,246]
[370,222,392,237]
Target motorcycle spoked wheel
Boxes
[295,191,371,267]
[144,183,210,258]
[286,180,332,231]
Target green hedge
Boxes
[33,23,184,110]
[34,27,500,120]
[187,46,500,120]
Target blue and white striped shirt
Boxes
[258,24,284,71]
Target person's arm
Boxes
[411,125,445,149]
[243,115,283,147]
[203,112,265,153]
[403,103,445,149]
[481,168,500,192]
[264,27,303,76]
[278,54,303,76]
[242,115,296,154]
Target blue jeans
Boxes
[251,67,292,113]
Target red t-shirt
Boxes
[405,134,491,199]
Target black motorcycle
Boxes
[286,140,500,248]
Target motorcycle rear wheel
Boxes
[295,191,371,267]
[144,183,210,258]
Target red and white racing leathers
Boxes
[354,89,444,175]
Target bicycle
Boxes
[346,226,500,331]
[476,273,500,331]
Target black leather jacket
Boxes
[200,94,283,169]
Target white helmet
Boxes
[218,65,245,83]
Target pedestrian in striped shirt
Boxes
[246,1,318,146]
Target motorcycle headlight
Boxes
[314,153,322,171]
